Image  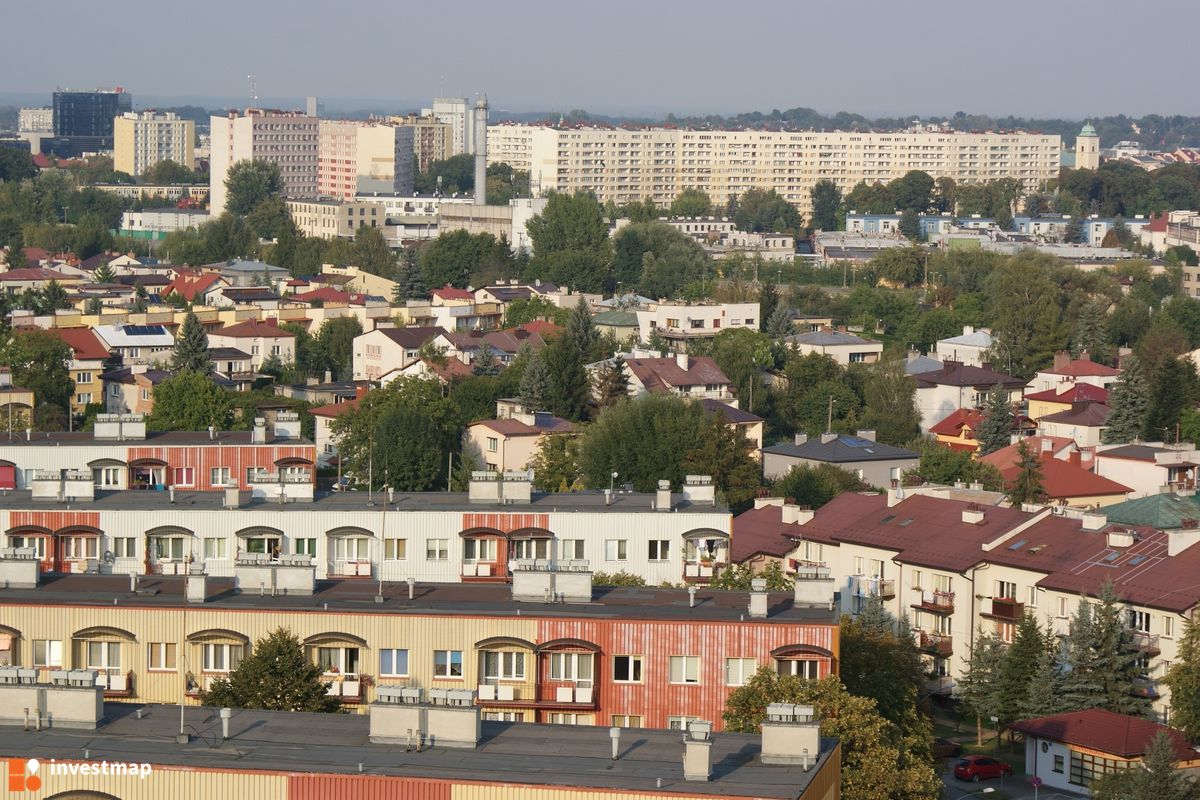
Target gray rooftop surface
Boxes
[0,431,313,447]
[0,704,836,798]
[0,574,834,625]
[762,435,918,463]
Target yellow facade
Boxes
[1027,398,1072,422]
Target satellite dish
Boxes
[103,550,115,563]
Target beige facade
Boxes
[113,111,195,176]
[317,120,415,199]
[489,124,1061,219]
[287,198,384,239]
[389,113,454,171]
[209,110,319,215]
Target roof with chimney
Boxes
[472,415,577,437]
[442,329,547,355]
[978,436,1077,471]
[0,267,74,282]
[1010,710,1195,761]
[784,329,880,348]
[211,319,295,339]
[1039,402,1112,427]
[938,328,994,348]
[914,361,1024,389]
[732,493,887,561]
[44,327,110,362]
[1025,383,1109,404]
[1039,355,1121,378]
[163,271,225,300]
[623,355,731,391]
[431,285,474,301]
[761,434,919,464]
[998,457,1130,500]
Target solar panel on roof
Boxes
[1007,539,1028,550]
[1103,552,1120,562]
[1129,556,1146,566]
[898,518,914,527]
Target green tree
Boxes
[985,254,1065,378]
[503,296,567,327]
[312,317,362,382]
[977,385,1014,455]
[591,357,629,408]
[40,280,70,312]
[565,297,600,360]
[1163,614,1200,741]
[839,612,926,737]
[890,170,935,212]
[542,335,590,421]
[959,633,1005,745]
[472,341,500,376]
[1024,633,1067,718]
[525,192,611,292]
[733,188,802,234]
[148,372,234,432]
[244,197,294,241]
[0,148,37,183]
[859,360,921,447]
[201,627,339,713]
[224,160,283,216]
[414,153,475,194]
[92,260,115,284]
[723,671,941,800]
[1063,583,1151,716]
[72,215,113,260]
[669,188,712,218]
[353,225,397,277]
[143,159,203,184]
[771,463,867,509]
[1006,440,1048,506]
[898,208,920,240]
[529,434,583,492]
[681,409,760,505]
[809,180,841,231]
[1103,356,1150,444]
[758,282,779,334]
[519,349,553,412]
[170,311,211,374]
[0,329,73,417]
[419,229,513,289]
[1073,297,1111,362]
[709,328,773,412]
[393,247,427,302]
[1092,732,1199,800]
[871,246,925,286]
[611,221,707,296]
[996,614,1049,727]
[765,303,794,339]
[1144,357,1197,442]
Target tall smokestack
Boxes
[474,95,488,206]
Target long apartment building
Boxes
[734,489,1196,721]
[317,119,415,199]
[488,124,1062,219]
[388,112,454,171]
[209,109,319,214]
[0,564,838,730]
[113,110,195,176]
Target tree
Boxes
[723,672,941,800]
[525,192,611,292]
[170,311,211,374]
[312,317,362,382]
[996,614,1049,727]
[202,627,339,713]
[898,208,920,240]
[419,229,513,289]
[1062,583,1150,716]
[1073,298,1111,362]
[985,254,1065,378]
[353,225,397,277]
[733,188,802,234]
[1024,633,1067,718]
[529,434,583,491]
[839,612,926,735]
[977,385,1015,455]
[809,180,841,231]
[518,350,553,412]
[0,148,36,184]
[1091,731,1199,800]
[542,335,590,421]
[244,197,294,241]
[890,170,935,212]
[592,357,629,408]
[565,297,600,360]
[1163,614,1200,741]
[0,329,73,417]
[669,188,712,218]
[40,280,70,312]
[1007,440,1048,506]
[224,160,283,216]
[73,216,113,260]
[143,159,202,185]
[1103,356,1150,444]
[859,360,921,447]
[1144,357,1197,442]
[757,282,779,334]
[681,409,760,505]
[92,260,115,284]
[148,372,234,432]
[393,247,427,302]
[959,633,1005,745]
[772,463,868,509]
[504,296,567,327]
[473,341,500,376]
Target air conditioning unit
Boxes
[556,686,574,703]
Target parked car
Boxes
[953,755,1012,782]
[932,737,963,759]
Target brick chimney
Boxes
[1052,350,1070,371]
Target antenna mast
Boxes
[247,74,258,109]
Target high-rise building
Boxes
[422,97,472,155]
[49,88,131,154]
[1074,123,1101,171]
[17,107,53,133]
[488,124,1062,220]
[208,109,319,215]
[317,120,414,199]
[113,111,195,176]
[388,113,453,172]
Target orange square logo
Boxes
[7,758,42,792]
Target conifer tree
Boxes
[765,302,795,339]
[1072,298,1110,363]
[1091,582,1152,716]
[1092,731,1199,800]
[170,310,211,374]
[519,350,552,412]
[1164,614,1200,741]
[92,261,115,284]
[1144,357,1198,442]
[1024,632,1067,718]
[959,633,1005,745]
[565,297,600,360]
[202,627,339,712]
[997,614,1047,725]
[758,282,779,333]
[543,336,590,421]
[592,357,629,408]
[393,247,427,303]
[1007,440,1047,507]
[472,341,500,376]
[977,384,1014,455]
[1103,355,1150,444]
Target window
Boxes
[154,537,184,561]
[246,466,268,483]
[203,538,227,560]
[63,536,98,559]
[434,650,463,678]
[426,539,448,560]
[997,621,1015,644]
[463,539,495,562]
[483,651,525,681]
[778,659,820,679]
[911,569,923,589]
[668,716,700,731]
[75,371,93,384]
[1129,610,1151,633]
[605,539,627,561]
[1058,596,1069,618]
[512,538,549,560]
[669,656,700,685]
[33,640,62,668]
[648,540,670,561]
[1164,616,1175,638]
[996,581,1017,599]
[384,539,407,560]
[932,574,952,593]
[1070,750,1123,787]
[317,646,360,675]
[110,383,121,396]
[484,711,521,721]
[849,352,866,363]
[868,558,884,579]
[210,467,231,486]
[1053,754,1064,773]
[172,467,194,486]
[202,643,243,672]
[112,537,137,558]
[853,556,864,575]
[86,641,121,671]
[487,437,498,452]
[333,537,369,561]
[11,535,45,559]
[294,538,317,556]
[613,655,643,683]
[1028,586,1040,608]
[379,648,409,677]
[725,658,757,686]
[148,642,176,671]
[549,652,593,685]
[611,714,642,728]
[140,389,150,401]
[547,713,582,725]
[76,392,93,405]
[560,539,584,560]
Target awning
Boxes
[87,458,128,468]
[0,464,14,491]
[73,626,137,642]
[186,629,250,646]
[682,527,730,540]
[326,526,374,538]
[235,526,284,538]
[54,526,102,537]
[303,632,368,649]
[147,525,195,538]
[770,643,834,660]
[475,636,536,651]
[6,526,51,536]
[535,638,601,654]
[459,527,506,538]
[275,457,313,467]
[129,458,168,468]
[509,527,554,540]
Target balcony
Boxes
[857,576,895,600]
[96,669,134,698]
[683,561,724,582]
[982,597,1024,622]
[911,590,955,615]
[1130,630,1161,656]
[917,632,953,657]
[324,674,363,705]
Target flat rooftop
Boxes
[0,574,833,625]
[0,704,836,798]
[0,487,729,514]
[0,431,313,447]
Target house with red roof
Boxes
[432,328,549,368]
[0,267,83,294]
[978,436,1079,471]
[44,328,112,414]
[587,352,734,401]
[1037,401,1112,447]
[1027,351,1121,394]
[1013,709,1200,794]
[387,356,474,386]
[929,407,1035,453]
[465,407,578,475]
[914,360,1025,432]
[208,319,296,370]
[352,326,447,381]
[162,271,229,304]
[996,450,1130,508]
[1026,382,1109,421]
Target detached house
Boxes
[208,319,296,371]
[352,326,446,381]
[45,328,111,414]
[594,353,734,401]
[914,361,1025,432]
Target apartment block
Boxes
[287,197,385,239]
[423,96,472,155]
[113,111,195,176]
[17,107,53,133]
[388,112,454,171]
[488,124,1061,219]
[317,120,414,199]
[209,109,319,215]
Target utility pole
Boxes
[826,395,836,434]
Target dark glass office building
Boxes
[49,89,132,154]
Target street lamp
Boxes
[989,715,1000,754]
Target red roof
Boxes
[930,408,982,438]
[310,397,362,418]
[510,321,563,337]
[732,493,887,560]
[473,415,577,437]
[432,285,473,301]
[624,356,731,391]
[292,287,372,305]
[0,267,72,282]
[1025,383,1108,404]
[999,457,1129,500]
[1146,213,1169,233]
[1042,357,1120,378]
[978,436,1075,471]
[163,272,224,301]
[44,328,111,362]
[211,319,295,339]
[1011,710,1194,760]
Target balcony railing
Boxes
[917,632,953,657]
[1130,630,1161,655]
[911,590,955,615]
[857,577,895,599]
[983,597,1024,621]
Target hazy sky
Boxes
[3,0,1197,119]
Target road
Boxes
[938,759,1085,800]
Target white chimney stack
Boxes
[473,96,488,206]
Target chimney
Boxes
[962,507,985,524]
[355,385,369,400]
[682,720,713,782]
[780,503,814,526]
[655,480,671,511]
[186,562,206,603]
[749,578,768,618]
[473,96,489,206]
[1053,350,1070,371]
[252,417,268,444]
[761,704,820,768]
[681,475,715,506]
[1041,438,1054,454]
[794,567,834,607]
[820,432,838,445]
[855,429,876,442]
[963,325,974,336]
[1106,530,1136,548]
[675,352,689,370]
[324,369,332,384]
[794,433,808,446]
[1081,512,1107,531]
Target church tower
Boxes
[1075,123,1100,170]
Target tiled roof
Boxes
[432,285,473,301]
[978,436,1075,471]
[914,362,1024,389]
[624,356,730,391]
[509,321,563,337]
[1010,710,1194,760]
[163,272,224,301]
[473,416,578,437]
[1039,402,1111,427]
[1097,444,1171,462]
[731,493,887,560]
[0,267,72,282]
[930,408,982,438]
[698,399,763,424]
[292,287,372,305]
[1041,357,1121,378]
[444,329,547,355]
[999,457,1130,500]
[373,326,446,348]
[44,327,110,361]
[309,397,362,418]
[761,435,918,464]
[212,320,295,339]
[1025,383,1109,404]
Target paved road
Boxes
[938,758,1085,800]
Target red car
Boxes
[953,755,1013,782]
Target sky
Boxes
[2,0,1198,120]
